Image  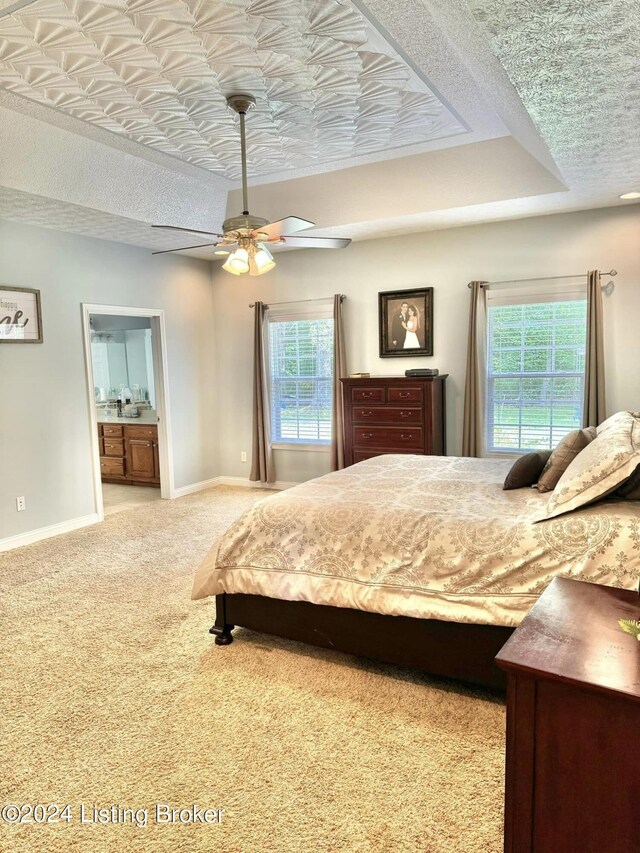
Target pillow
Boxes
[597,410,640,435]
[614,463,640,500]
[536,427,597,493]
[540,412,640,520]
[503,450,552,490]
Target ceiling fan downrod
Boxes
[223,94,269,235]
[226,93,256,216]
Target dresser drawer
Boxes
[353,426,423,450]
[351,387,385,404]
[103,438,125,457]
[102,424,124,438]
[352,406,423,425]
[387,386,424,404]
[100,457,125,477]
[125,425,157,440]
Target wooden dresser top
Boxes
[340,375,448,382]
[497,578,640,701]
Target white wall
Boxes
[0,219,216,541]
[211,204,640,483]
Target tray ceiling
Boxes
[468,0,640,200]
[0,0,467,178]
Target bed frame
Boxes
[211,592,514,691]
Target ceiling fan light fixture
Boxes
[223,246,249,274]
[249,243,276,275]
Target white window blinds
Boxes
[485,284,587,453]
[266,301,334,446]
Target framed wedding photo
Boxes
[0,285,43,343]
[378,287,433,358]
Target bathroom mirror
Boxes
[90,315,155,407]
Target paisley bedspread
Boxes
[191,455,640,627]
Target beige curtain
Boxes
[583,269,606,427]
[249,301,275,483]
[462,281,487,457]
[330,294,347,471]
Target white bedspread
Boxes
[192,455,640,627]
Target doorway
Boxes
[82,305,174,521]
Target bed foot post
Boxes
[210,626,234,645]
[210,594,235,646]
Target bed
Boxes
[192,454,640,689]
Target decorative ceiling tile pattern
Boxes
[0,0,467,177]
[468,0,640,194]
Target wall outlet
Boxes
[16,496,26,512]
[240,451,247,463]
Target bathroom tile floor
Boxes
[102,483,162,517]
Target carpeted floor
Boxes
[0,487,505,853]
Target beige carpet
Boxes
[0,487,505,853]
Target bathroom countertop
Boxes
[97,410,158,425]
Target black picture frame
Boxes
[0,285,43,343]
[378,287,433,358]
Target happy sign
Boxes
[0,286,42,343]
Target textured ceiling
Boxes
[0,0,637,252]
[0,185,183,249]
[468,0,640,199]
[0,0,467,178]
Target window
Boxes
[485,286,587,453]
[267,304,333,446]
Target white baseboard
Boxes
[213,476,298,491]
[170,477,221,499]
[171,476,298,498]
[0,513,100,553]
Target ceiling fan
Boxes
[151,94,352,276]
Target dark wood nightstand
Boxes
[496,577,640,853]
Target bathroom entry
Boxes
[82,305,173,520]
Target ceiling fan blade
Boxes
[152,242,223,255]
[278,235,352,249]
[152,224,224,238]
[257,216,316,239]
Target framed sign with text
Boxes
[0,286,43,343]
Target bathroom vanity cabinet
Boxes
[97,422,160,486]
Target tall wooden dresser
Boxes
[340,375,447,467]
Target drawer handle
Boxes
[400,433,413,440]
[362,433,373,439]
[361,411,373,417]
[398,392,411,398]
[400,411,412,418]
[361,392,373,399]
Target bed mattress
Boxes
[192,455,640,627]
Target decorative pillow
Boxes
[503,450,552,490]
[540,412,640,520]
[536,427,597,493]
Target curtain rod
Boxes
[249,295,346,308]
[469,270,617,288]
